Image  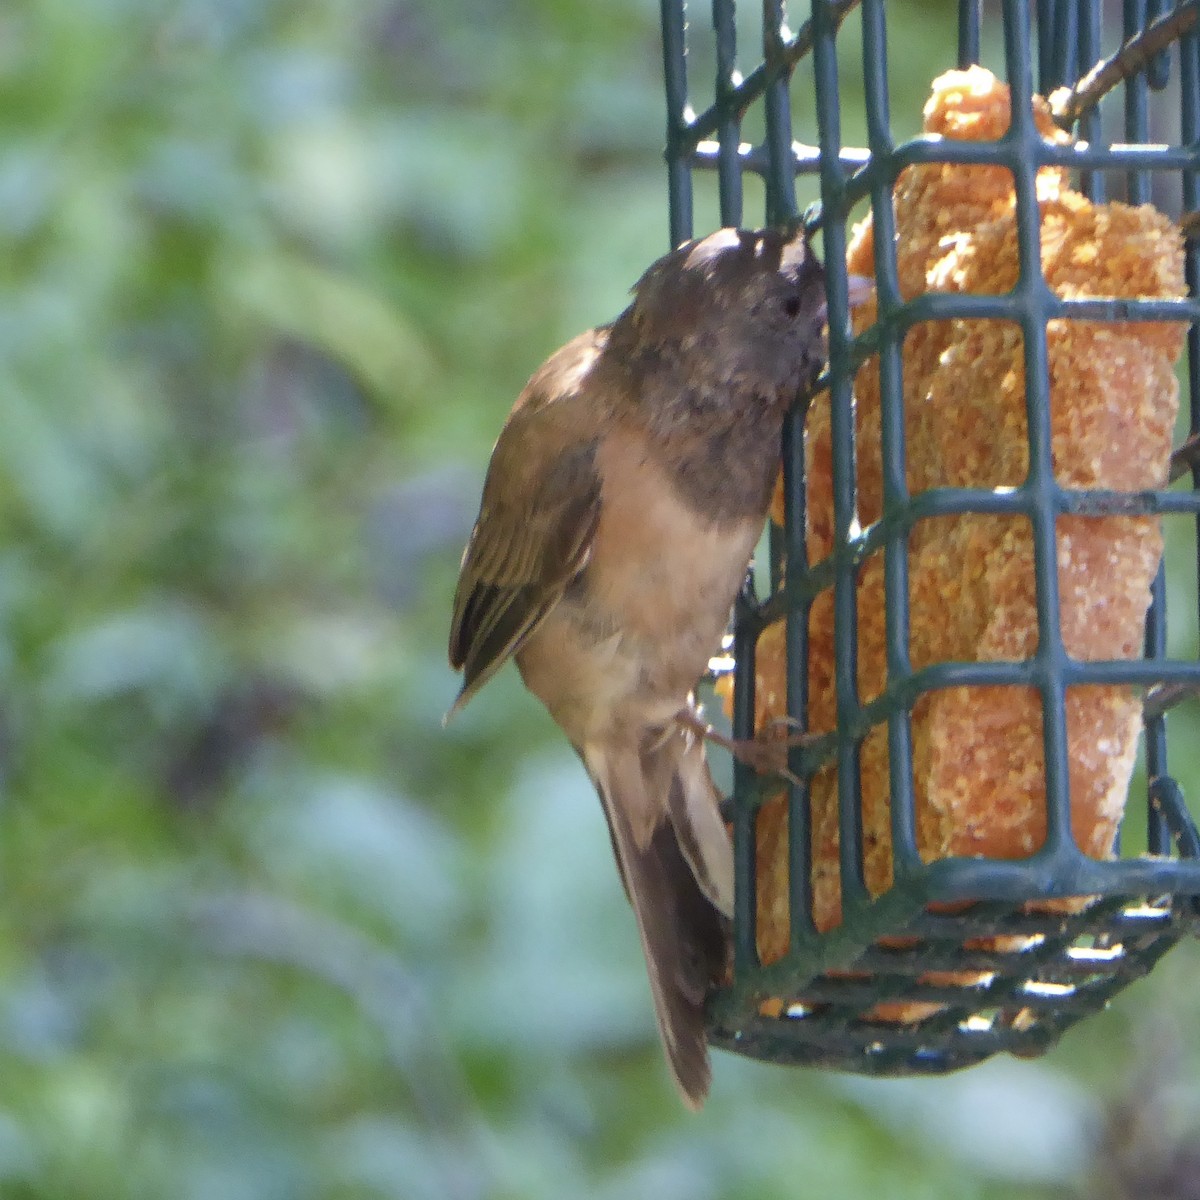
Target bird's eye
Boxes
[781,293,802,318]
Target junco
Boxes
[448,226,832,1107]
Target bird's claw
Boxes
[676,707,815,786]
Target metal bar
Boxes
[760,477,1200,632]
[885,134,1200,172]
[762,0,800,223]
[833,138,1200,219]
[813,0,868,907]
[921,854,1200,900]
[1125,0,1153,205]
[782,413,816,943]
[860,0,919,875]
[959,0,981,67]
[1050,0,1079,93]
[840,288,1200,326]
[1144,562,1172,853]
[689,139,871,175]
[732,575,763,972]
[760,0,811,948]
[660,0,695,245]
[714,0,745,226]
[1079,0,1105,201]
[1008,0,1074,855]
[1037,0,1056,93]
[1057,489,1200,516]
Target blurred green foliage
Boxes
[3,1,1200,1197]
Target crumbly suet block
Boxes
[726,68,1186,974]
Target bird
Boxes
[447,226,832,1108]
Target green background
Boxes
[3,1,1200,1196]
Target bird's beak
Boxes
[816,273,875,322]
[846,274,875,308]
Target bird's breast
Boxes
[515,425,767,743]
[585,428,762,710]
[588,427,761,641]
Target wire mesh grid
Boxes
[659,0,1200,1071]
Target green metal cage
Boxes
[659,0,1200,1072]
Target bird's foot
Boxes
[675,708,816,786]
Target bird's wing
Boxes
[447,332,606,717]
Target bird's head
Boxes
[626,226,836,398]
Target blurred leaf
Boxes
[219,248,436,410]
[238,772,466,943]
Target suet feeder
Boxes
[660,0,1200,1072]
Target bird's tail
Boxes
[587,733,731,1109]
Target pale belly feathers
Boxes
[516,427,762,743]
